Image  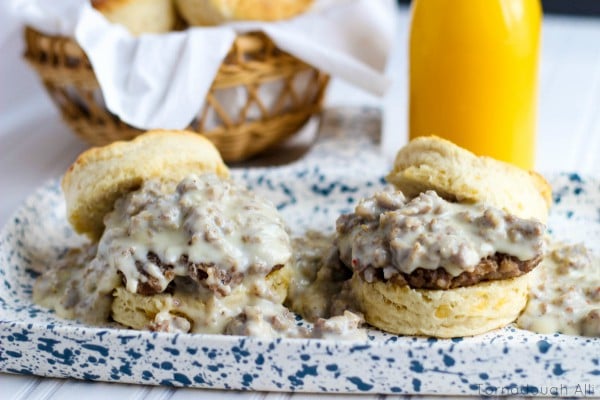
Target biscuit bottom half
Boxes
[351,273,531,338]
[111,264,291,334]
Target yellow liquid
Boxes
[409,0,541,169]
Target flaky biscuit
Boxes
[352,273,530,338]
[62,130,229,240]
[386,136,552,223]
[92,0,177,35]
[175,0,313,26]
[349,136,549,337]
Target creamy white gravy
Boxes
[33,174,366,340]
[336,190,545,279]
[33,244,119,325]
[287,231,359,319]
[517,241,600,337]
[37,177,599,340]
[103,174,291,296]
[285,232,367,340]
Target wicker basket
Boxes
[24,27,329,162]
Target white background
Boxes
[1,4,600,399]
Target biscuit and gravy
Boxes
[337,137,552,337]
[34,130,364,339]
[33,132,599,339]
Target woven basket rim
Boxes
[24,25,284,55]
[23,25,330,162]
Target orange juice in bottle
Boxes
[409,0,541,169]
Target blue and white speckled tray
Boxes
[1,109,599,395]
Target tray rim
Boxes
[1,171,599,395]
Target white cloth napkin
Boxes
[8,0,395,130]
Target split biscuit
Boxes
[386,136,552,223]
[62,129,229,240]
[347,136,550,337]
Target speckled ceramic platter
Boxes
[1,110,599,395]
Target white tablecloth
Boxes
[1,5,599,400]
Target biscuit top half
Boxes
[386,136,552,223]
[62,130,230,241]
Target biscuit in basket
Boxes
[338,136,550,338]
[62,129,229,240]
[92,0,178,35]
[175,0,313,26]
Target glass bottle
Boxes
[409,0,542,169]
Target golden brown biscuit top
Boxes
[62,129,229,240]
[386,136,552,223]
